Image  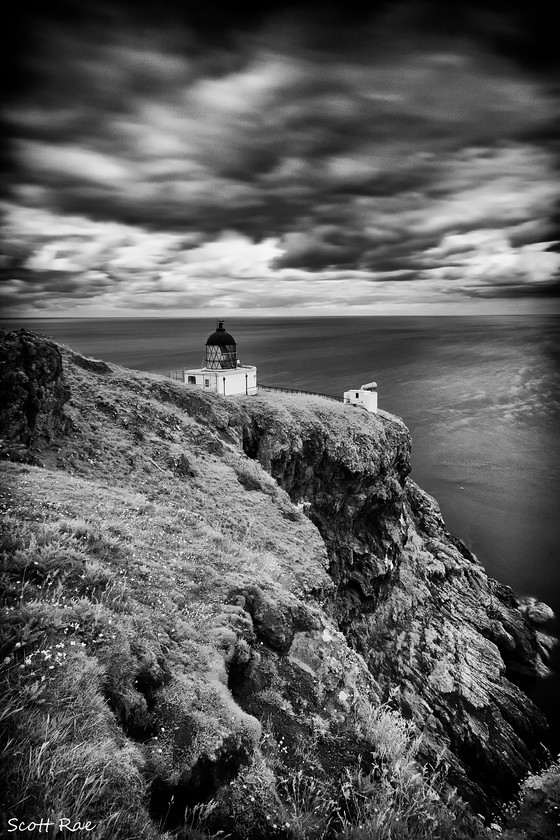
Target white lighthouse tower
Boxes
[180,322,258,396]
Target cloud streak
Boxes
[2,1,560,314]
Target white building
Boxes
[343,381,378,413]
[178,321,257,396]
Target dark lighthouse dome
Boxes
[204,321,237,369]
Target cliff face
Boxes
[0,329,70,454]
[0,329,554,838]
[236,395,550,804]
[241,400,412,628]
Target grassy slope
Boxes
[1,351,331,835]
[1,342,558,839]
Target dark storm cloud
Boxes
[2,0,560,312]
[469,277,560,298]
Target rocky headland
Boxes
[0,329,557,840]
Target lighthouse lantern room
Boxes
[180,322,258,396]
[203,321,237,369]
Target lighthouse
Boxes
[180,322,258,396]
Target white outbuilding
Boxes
[343,381,378,413]
[178,321,257,396]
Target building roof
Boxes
[205,320,236,347]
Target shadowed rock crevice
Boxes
[106,658,170,743]
[148,735,253,831]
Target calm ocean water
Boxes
[5,315,560,746]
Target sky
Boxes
[2,0,560,316]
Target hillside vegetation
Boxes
[0,329,558,840]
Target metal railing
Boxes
[166,374,343,402]
[258,383,344,403]
[164,374,397,421]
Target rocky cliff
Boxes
[236,392,551,806]
[0,328,70,454]
[0,328,555,840]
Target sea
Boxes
[4,314,560,751]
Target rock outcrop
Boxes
[0,328,70,455]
